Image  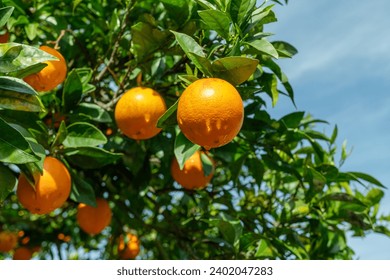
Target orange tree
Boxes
[0,0,389,260]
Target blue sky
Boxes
[265,0,390,259]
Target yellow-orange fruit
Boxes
[17,156,71,215]
[118,233,140,259]
[23,46,67,92]
[171,150,214,190]
[0,231,18,253]
[177,78,244,150]
[13,247,33,260]
[114,87,167,140]
[77,198,112,235]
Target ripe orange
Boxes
[13,247,33,260]
[23,46,67,92]
[171,150,214,190]
[77,198,112,235]
[118,233,140,259]
[177,78,244,150]
[114,87,167,140]
[0,31,9,43]
[0,231,17,253]
[17,156,71,215]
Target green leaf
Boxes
[365,189,384,207]
[0,164,17,202]
[62,69,83,112]
[230,0,256,26]
[24,23,39,41]
[0,117,40,164]
[64,147,122,169]
[279,111,304,129]
[330,125,338,144]
[187,52,213,76]
[157,99,178,129]
[171,31,213,75]
[200,152,214,177]
[0,76,43,113]
[246,39,279,59]
[255,239,276,258]
[347,172,385,188]
[262,73,278,106]
[51,121,68,148]
[69,170,97,207]
[0,43,56,73]
[272,41,298,58]
[171,30,205,57]
[211,56,259,85]
[63,122,107,148]
[0,7,14,28]
[207,213,243,251]
[131,22,168,61]
[161,0,192,25]
[0,76,37,95]
[262,58,294,104]
[198,10,231,39]
[71,103,111,123]
[11,63,47,79]
[174,131,200,170]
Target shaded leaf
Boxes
[157,99,178,129]
[70,170,97,207]
[62,69,83,112]
[64,147,122,169]
[0,164,17,202]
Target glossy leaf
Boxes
[198,10,231,39]
[174,131,200,170]
[157,99,178,129]
[0,117,40,164]
[63,122,107,148]
[0,43,56,73]
[211,56,259,85]
[62,69,83,112]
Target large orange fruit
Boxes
[13,247,33,260]
[17,156,71,215]
[171,150,214,190]
[23,46,67,92]
[0,231,17,253]
[177,78,244,150]
[114,87,167,140]
[77,198,112,235]
[118,233,140,259]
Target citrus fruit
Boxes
[77,198,112,235]
[13,247,33,260]
[114,87,167,140]
[118,233,140,259]
[177,78,244,150]
[0,231,17,253]
[171,150,214,190]
[23,46,67,92]
[17,156,71,215]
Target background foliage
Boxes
[0,0,389,260]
